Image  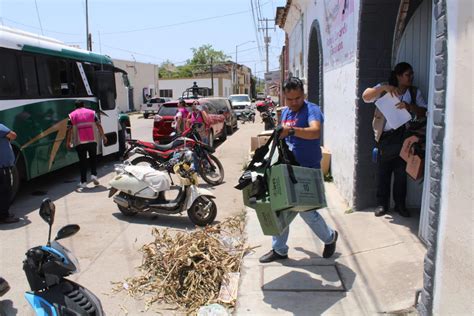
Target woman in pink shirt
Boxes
[187,101,210,144]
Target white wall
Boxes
[158,77,230,99]
[433,1,474,314]
[113,59,158,112]
[283,0,359,205]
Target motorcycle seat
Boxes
[153,139,185,151]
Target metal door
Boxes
[395,0,433,242]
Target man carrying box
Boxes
[259,77,338,263]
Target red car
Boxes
[153,99,226,146]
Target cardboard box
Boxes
[321,147,331,176]
[268,164,327,212]
[400,136,420,162]
[406,154,424,180]
[250,137,259,152]
[258,135,271,147]
[252,198,298,236]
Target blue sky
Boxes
[1,0,285,78]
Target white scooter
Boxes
[108,152,217,226]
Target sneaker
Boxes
[77,182,87,189]
[395,204,410,217]
[323,231,338,259]
[91,175,100,186]
[259,249,288,263]
[0,215,20,224]
[374,205,388,217]
[0,278,10,296]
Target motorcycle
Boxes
[122,124,224,186]
[109,151,217,226]
[23,198,104,315]
[256,101,276,130]
[239,110,255,124]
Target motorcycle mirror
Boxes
[39,198,56,225]
[55,224,80,241]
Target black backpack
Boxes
[235,127,299,201]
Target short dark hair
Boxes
[75,100,85,108]
[283,77,304,92]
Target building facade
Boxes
[276,0,473,314]
[159,62,252,99]
[113,59,159,113]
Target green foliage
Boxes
[158,44,230,79]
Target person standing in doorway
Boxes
[0,123,20,224]
[66,100,108,189]
[362,62,427,217]
[259,77,338,263]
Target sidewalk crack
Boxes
[341,241,405,257]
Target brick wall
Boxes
[417,0,447,314]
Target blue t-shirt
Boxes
[281,101,324,168]
[0,124,15,168]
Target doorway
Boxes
[307,19,324,145]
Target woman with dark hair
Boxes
[362,62,427,217]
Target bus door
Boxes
[95,70,119,155]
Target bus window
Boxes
[95,70,116,110]
[37,58,62,96]
[0,50,20,98]
[20,55,39,97]
[58,59,69,96]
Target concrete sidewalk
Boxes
[236,182,425,316]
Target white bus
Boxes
[0,26,130,198]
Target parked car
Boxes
[141,97,171,118]
[228,94,252,119]
[202,97,238,134]
[153,99,226,147]
[256,92,266,100]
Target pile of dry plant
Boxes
[117,216,249,312]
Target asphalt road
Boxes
[0,113,264,315]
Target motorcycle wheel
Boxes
[131,156,160,169]
[187,196,217,226]
[199,154,224,185]
[117,193,138,216]
[251,114,255,123]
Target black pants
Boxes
[376,128,407,209]
[0,167,12,218]
[76,142,97,183]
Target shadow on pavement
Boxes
[111,212,221,230]
[0,299,18,316]
[0,216,32,231]
[261,250,356,314]
[10,156,118,219]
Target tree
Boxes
[188,44,230,73]
[158,45,230,79]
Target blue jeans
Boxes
[272,209,335,256]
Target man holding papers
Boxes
[362,62,427,217]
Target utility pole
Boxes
[86,0,91,51]
[259,18,275,94]
[210,57,214,96]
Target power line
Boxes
[102,9,250,35]
[34,0,44,35]
[1,17,81,36]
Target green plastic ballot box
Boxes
[268,164,327,212]
[252,198,297,236]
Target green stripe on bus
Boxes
[22,45,113,65]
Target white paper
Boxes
[375,93,412,129]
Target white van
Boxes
[140,97,171,118]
